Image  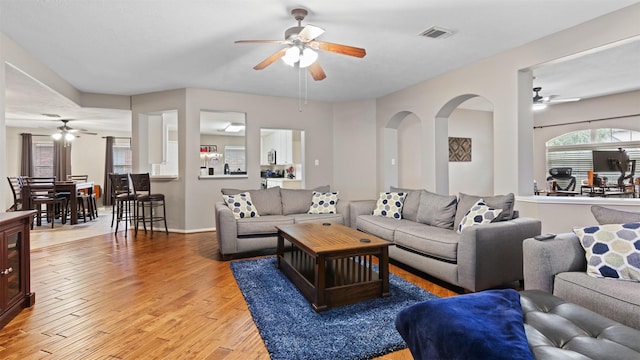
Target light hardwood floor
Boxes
[0,227,460,359]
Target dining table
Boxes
[21,181,95,225]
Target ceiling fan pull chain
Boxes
[298,65,302,112]
[304,67,309,105]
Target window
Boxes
[113,138,133,174]
[546,128,640,182]
[33,140,54,177]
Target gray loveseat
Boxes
[350,189,541,292]
[215,186,348,259]
[523,205,640,329]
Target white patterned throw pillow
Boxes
[222,192,260,220]
[457,199,503,233]
[372,192,407,220]
[308,191,339,214]
[573,222,640,282]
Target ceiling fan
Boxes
[532,87,581,110]
[235,8,366,81]
[50,119,97,141]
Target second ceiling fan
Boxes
[235,8,366,81]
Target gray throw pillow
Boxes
[416,190,458,229]
[281,185,330,215]
[221,186,283,215]
[390,186,421,222]
[454,192,515,230]
[591,205,640,225]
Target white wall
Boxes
[448,108,494,196]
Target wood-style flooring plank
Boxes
[0,229,460,359]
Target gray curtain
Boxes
[53,141,72,181]
[103,136,115,206]
[20,133,33,177]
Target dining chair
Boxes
[129,173,168,236]
[25,177,67,228]
[109,173,136,237]
[6,176,23,211]
[66,174,96,221]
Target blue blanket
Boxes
[395,289,533,360]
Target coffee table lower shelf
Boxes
[277,246,390,312]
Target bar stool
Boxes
[129,173,168,236]
[109,173,136,237]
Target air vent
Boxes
[419,26,454,39]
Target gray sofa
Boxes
[523,205,640,329]
[350,189,541,292]
[215,186,349,259]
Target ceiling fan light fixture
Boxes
[532,103,547,111]
[298,48,318,68]
[65,132,75,141]
[282,46,301,66]
[52,132,62,140]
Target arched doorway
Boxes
[435,95,494,195]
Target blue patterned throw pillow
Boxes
[222,192,260,219]
[573,222,640,281]
[372,192,407,220]
[457,199,503,233]
[308,191,339,214]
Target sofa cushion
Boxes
[372,192,407,219]
[591,205,640,225]
[553,271,640,330]
[281,186,330,215]
[308,191,339,214]
[521,289,640,360]
[291,213,345,225]
[222,193,259,219]
[416,190,457,230]
[390,186,421,222]
[357,214,412,240]
[457,199,503,233]
[394,222,460,262]
[222,186,282,215]
[573,222,640,281]
[454,192,514,229]
[236,215,293,236]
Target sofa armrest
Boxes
[337,200,351,228]
[349,200,377,229]
[458,217,541,292]
[523,233,586,292]
[215,202,238,256]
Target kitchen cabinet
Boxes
[0,211,35,329]
[266,178,302,189]
[261,130,293,165]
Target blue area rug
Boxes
[231,256,439,360]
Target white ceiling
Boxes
[1,0,639,131]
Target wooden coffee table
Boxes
[276,222,391,312]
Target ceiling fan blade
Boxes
[548,97,581,103]
[298,25,325,42]
[307,61,326,81]
[311,41,366,58]
[235,40,289,45]
[253,48,289,70]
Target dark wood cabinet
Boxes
[0,211,36,328]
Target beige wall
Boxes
[2,4,640,232]
[448,108,494,196]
